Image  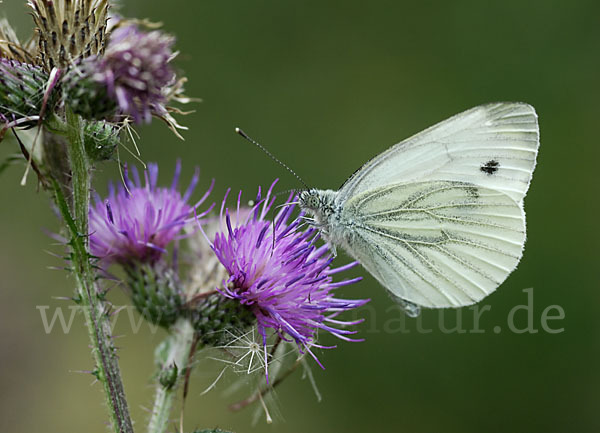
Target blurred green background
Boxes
[1,0,598,432]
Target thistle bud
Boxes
[158,362,178,390]
[126,263,185,329]
[83,119,119,161]
[0,59,53,118]
[189,293,256,347]
[62,58,117,120]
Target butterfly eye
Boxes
[300,191,318,209]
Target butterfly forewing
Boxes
[340,180,525,307]
[338,102,539,204]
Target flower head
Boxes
[28,0,110,70]
[205,181,368,368]
[91,24,177,124]
[89,161,214,266]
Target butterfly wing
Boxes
[338,180,525,307]
[338,102,539,204]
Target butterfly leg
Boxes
[329,242,337,258]
[298,214,338,257]
[299,215,317,224]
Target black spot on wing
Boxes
[480,159,500,175]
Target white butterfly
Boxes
[298,102,539,315]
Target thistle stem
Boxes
[148,318,195,433]
[53,109,134,433]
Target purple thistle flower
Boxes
[92,24,176,124]
[202,181,368,370]
[90,161,214,266]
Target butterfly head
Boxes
[298,189,321,211]
[298,188,338,219]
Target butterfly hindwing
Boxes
[338,180,526,308]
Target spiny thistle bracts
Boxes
[28,0,110,70]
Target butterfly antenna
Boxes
[235,128,309,190]
[274,188,301,201]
